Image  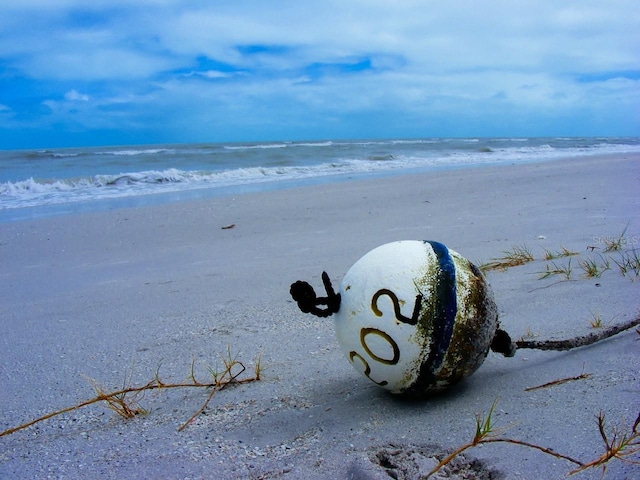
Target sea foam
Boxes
[1,137,639,212]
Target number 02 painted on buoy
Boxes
[348,288,414,385]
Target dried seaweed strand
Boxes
[525,372,592,392]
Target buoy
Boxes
[291,240,501,395]
[337,240,499,395]
[289,240,639,397]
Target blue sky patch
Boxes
[0,2,638,149]
[576,70,640,82]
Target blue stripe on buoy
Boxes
[425,240,457,371]
[405,240,458,394]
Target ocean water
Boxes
[1,137,639,221]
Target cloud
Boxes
[64,90,89,101]
[195,70,232,79]
[4,2,637,80]
[0,0,639,148]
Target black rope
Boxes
[290,271,341,318]
[491,317,640,357]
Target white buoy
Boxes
[291,240,499,396]
[334,240,498,395]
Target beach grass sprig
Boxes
[480,244,534,272]
[177,347,261,431]
[580,256,611,278]
[589,311,603,328]
[0,348,262,437]
[427,401,640,479]
[603,223,630,252]
[480,231,637,281]
[588,310,619,329]
[426,399,583,478]
[522,326,538,339]
[613,248,640,278]
[537,259,572,280]
[543,246,579,260]
[568,411,640,476]
[84,368,148,419]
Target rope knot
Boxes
[290,271,341,318]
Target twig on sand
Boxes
[568,411,640,476]
[0,350,261,437]
[524,368,592,392]
[426,400,584,478]
[427,401,640,479]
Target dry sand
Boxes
[1,154,639,479]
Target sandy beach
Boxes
[1,154,639,479]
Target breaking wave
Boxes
[2,137,639,211]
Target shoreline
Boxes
[1,151,636,224]
[1,153,639,478]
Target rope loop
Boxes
[290,271,341,318]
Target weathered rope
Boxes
[491,317,640,356]
[290,271,341,318]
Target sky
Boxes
[0,1,639,150]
